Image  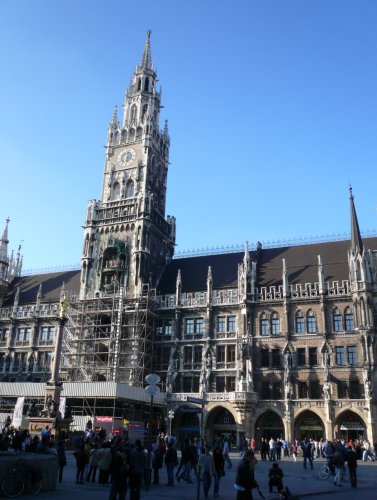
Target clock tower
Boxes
[80,31,176,299]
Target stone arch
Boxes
[171,404,200,445]
[334,409,367,441]
[254,409,285,443]
[205,405,239,448]
[293,409,325,441]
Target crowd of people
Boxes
[2,417,376,499]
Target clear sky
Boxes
[1,0,376,272]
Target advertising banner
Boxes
[12,397,25,428]
[59,397,66,419]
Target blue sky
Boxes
[1,0,376,271]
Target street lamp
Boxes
[168,409,174,436]
[145,373,160,490]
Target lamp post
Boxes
[145,373,160,490]
[168,409,174,437]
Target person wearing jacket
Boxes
[164,441,178,486]
[74,443,87,484]
[212,446,225,498]
[201,447,215,499]
[86,443,100,482]
[345,445,358,488]
[56,440,67,483]
[234,450,258,500]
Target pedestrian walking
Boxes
[333,448,345,487]
[201,446,215,499]
[223,438,232,469]
[345,445,357,488]
[108,447,129,500]
[302,438,313,470]
[86,443,99,482]
[74,443,87,484]
[57,440,67,483]
[164,441,178,486]
[292,443,297,462]
[212,446,225,498]
[130,439,146,500]
[97,441,112,485]
[234,449,259,500]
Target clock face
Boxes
[117,148,136,167]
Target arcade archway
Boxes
[254,411,284,444]
[334,410,366,441]
[206,406,237,448]
[173,406,200,446]
[294,410,325,441]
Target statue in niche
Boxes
[284,354,292,399]
[364,369,372,401]
[323,381,331,401]
[205,352,212,382]
[323,351,330,381]
[28,353,35,372]
[199,366,206,394]
[241,343,253,390]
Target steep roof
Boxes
[2,270,81,307]
[158,237,377,293]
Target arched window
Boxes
[260,313,269,336]
[307,310,317,333]
[142,104,148,122]
[111,182,120,201]
[144,77,149,92]
[130,105,137,123]
[137,78,141,91]
[332,308,342,332]
[271,312,280,335]
[129,128,135,142]
[295,310,305,333]
[345,307,354,331]
[125,180,134,198]
[136,126,143,140]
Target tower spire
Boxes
[0,218,10,268]
[349,186,363,254]
[140,29,152,69]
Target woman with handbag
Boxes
[212,446,224,498]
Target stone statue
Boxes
[323,381,331,400]
[364,369,372,401]
[323,351,330,381]
[27,400,38,417]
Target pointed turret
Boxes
[140,29,153,70]
[349,186,363,255]
[0,218,10,279]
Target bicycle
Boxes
[1,459,42,498]
[318,462,349,482]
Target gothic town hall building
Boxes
[1,33,377,447]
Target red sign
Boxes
[96,416,113,423]
[112,428,121,435]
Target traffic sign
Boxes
[180,407,201,414]
[145,373,161,385]
[145,384,160,396]
[187,396,205,405]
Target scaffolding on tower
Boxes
[61,283,156,386]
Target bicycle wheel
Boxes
[1,473,25,498]
[27,469,42,495]
[318,464,330,480]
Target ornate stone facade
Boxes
[0,33,376,446]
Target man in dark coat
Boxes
[234,450,258,500]
[345,445,357,488]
